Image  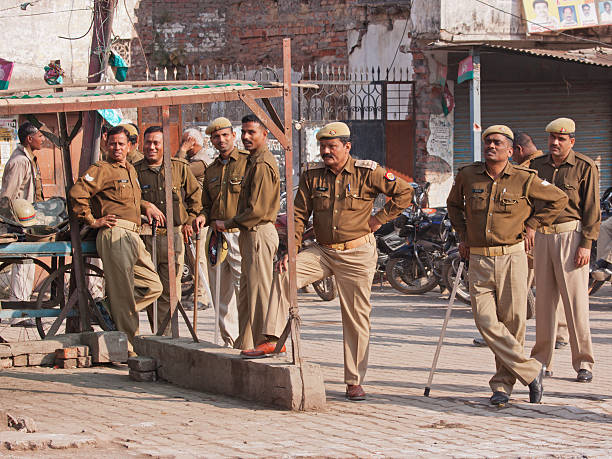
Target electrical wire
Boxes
[0,1,39,13]
[387,15,410,79]
[472,0,612,50]
[0,7,90,19]
[123,0,150,77]
[59,9,94,40]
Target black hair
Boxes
[337,136,351,145]
[241,114,264,127]
[18,122,39,145]
[107,125,130,139]
[513,132,535,149]
[143,125,163,137]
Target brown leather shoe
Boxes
[346,384,366,401]
[240,341,286,359]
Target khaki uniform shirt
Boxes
[447,161,568,248]
[225,146,279,231]
[0,145,44,203]
[70,160,143,226]
[201,147,249,224]
[294,156,414,246]
[127,148,144,165]
[530,150,600,249]
[134,158,202,227]
[518,150,543,167]
[177,147,210,186]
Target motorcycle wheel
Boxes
[312,276,337,301]
[441,256,471,305]
[386,257,438,294]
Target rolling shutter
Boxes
[453,81,612,191]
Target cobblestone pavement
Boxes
[0,284,611,458]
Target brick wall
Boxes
[131,0,410,77]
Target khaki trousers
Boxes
[208,231,240,346]
[9,262,34,301]
[528,267,568,343]
[531,230,594,372]
[469,250,541,394]
[234,222,278,350]
[597,217,612,263]
[97,226,162,351]
[143,229,184,335]
[265,236,377,385]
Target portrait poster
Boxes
[523,0,605,33]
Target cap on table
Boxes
[205,117,233,135]
[545,117,575,134]
[482,125,514,141]
[316,122,350,140]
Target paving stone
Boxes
[127,356,157,372]
[27,353,55,367]
[12,355,27,367]
[0,432,96,450]
[0,358,11,369]
[4,334,82,357]
[55,348,79,360]
[129,369,157,382]
[76,345,90,357]
[80,331,128,363]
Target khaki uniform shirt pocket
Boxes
[115,180,131,200]
[346,193,372,211]
[497,192,521,213]
[229,177,242,194]
[469,192,489,212]
[312,191,331,211]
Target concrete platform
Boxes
[133,336,326,411]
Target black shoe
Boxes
[473,337,487,347]
[528,368,544,403]
[555,341,568,349]
[576,369,593,383]
[490,391,509,406]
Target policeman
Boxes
[245,122,413,401]
[193,117,249,347]
[529,118,600,383]
[69,125,163,354]
[514,131,569,349]
[212,114,280,351]
[447,125,567,406]
[122,123,144,165]
[135,126,202,333]
[177,127,210,186]
[0,122,45,302]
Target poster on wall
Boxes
[0,118,17,181]
[523,0,609,33]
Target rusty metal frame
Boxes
[0,39,300,348]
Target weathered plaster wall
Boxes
[0,0,138,88]
[440,0,524,41]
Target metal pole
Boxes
[424,261,464,396]
[469,47,482,162]
[161,106,179,338]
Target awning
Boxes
[428,42,612,67]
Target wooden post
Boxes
[161,106,179,337]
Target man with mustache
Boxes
[245,122,413,401]
[211,114,280,351]
[529,118,600,383]
[193,117,248,347]
[447,125,567,406]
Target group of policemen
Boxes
[448,117,600,405]
[7,112,602,404]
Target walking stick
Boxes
[424,260,465,396]
[193,231,201,338]
[214,230,221,345]
[151,221,158,334]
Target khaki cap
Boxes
[316,122,350,140]
[119,123,138,138]
[546,117,575,134]
[13,199,41,227]
[205,117,233,135]
[482,125,514,141]
[206,230,228,267]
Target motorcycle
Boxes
[589,185,612,295]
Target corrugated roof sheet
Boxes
[483,44,612,67]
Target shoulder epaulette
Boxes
[458,161,482,171]
[513,164,537,173]
[238,149,249,155]
[355,159,378,170]
[171,157,189,165]
[302,161,325,172]
[573,151,597,167]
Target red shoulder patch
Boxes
[384,171,396,181]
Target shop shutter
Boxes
[453,81,612,192]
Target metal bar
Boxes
[469,47,482,162]
[161,105,179,338]
[45,292,79,338]
[0,309,77,319]
[176,302,199,343]
[0,88,285,116]
[57,111,91,333]
[261,98,284,132]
